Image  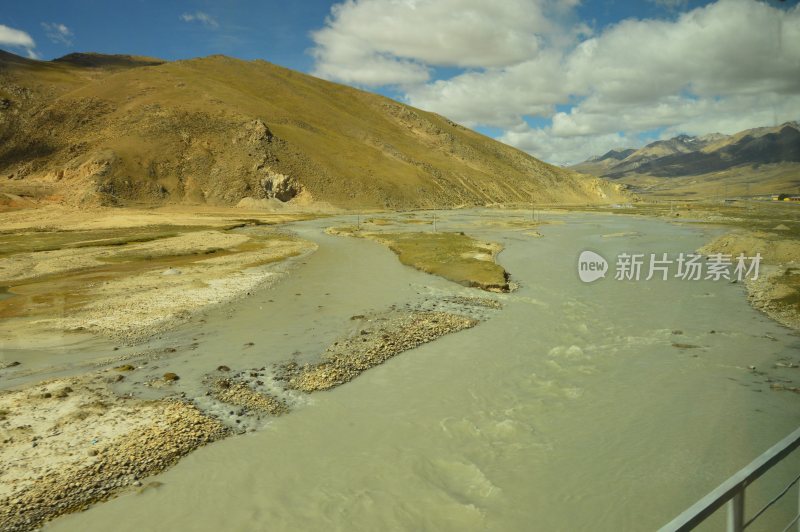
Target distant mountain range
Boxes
[572,122,800,180]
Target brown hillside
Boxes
[0,51,628,209]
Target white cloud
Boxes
[500,129,639,168]
[41,22,74,46]
[310,0,572,86]
[564,1,800,104]
[180,11,219,29]
[0,24,38,58]
[0,24,34,47]
[507,92,800,165]
[311,0,800,165]
[405,51,566,128]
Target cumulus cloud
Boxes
[311,0,800,165]
[311,0,571,86]
[406,50,566,128]
[0,24,38,58]
[564,1,800,104]
[508,92,800,165]
[500,129,640,168]
[180,11,219,29]
[41,22,74,46]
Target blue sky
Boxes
[0,1,332,69]
[1,1,726,64]
[1,0,798,164]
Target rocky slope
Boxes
[572,122,800,184]
[572,122,800,198]
[0,50,627,210]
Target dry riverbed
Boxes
[278,310,479,392]
[700,229,800,330]
[0,371,229,532]
[0,207,318,345]
[0,203,506,530]
[0,293,500,530]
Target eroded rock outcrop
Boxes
[259,170,301,202]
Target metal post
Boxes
[727,490,744,532]
[661,427,800,531]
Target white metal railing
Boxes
[660,426,800,531]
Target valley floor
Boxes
[0,203,798,531]
[0,206,319,347]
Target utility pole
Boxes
[746,183,751,210]
[530,191,535,222]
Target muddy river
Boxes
[12,210,799,531]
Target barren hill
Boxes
[571,122,800,198]
[0,50,626,209]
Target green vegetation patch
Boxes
[0,225,216,257]
[371,231,510,292]
[773,267,800,311]
[0,228,308,320]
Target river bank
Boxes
[0,207,319,347]
[699,229,800,331]
[1,207,799,531]
[1,296,495,529]
[0,370,229,532]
